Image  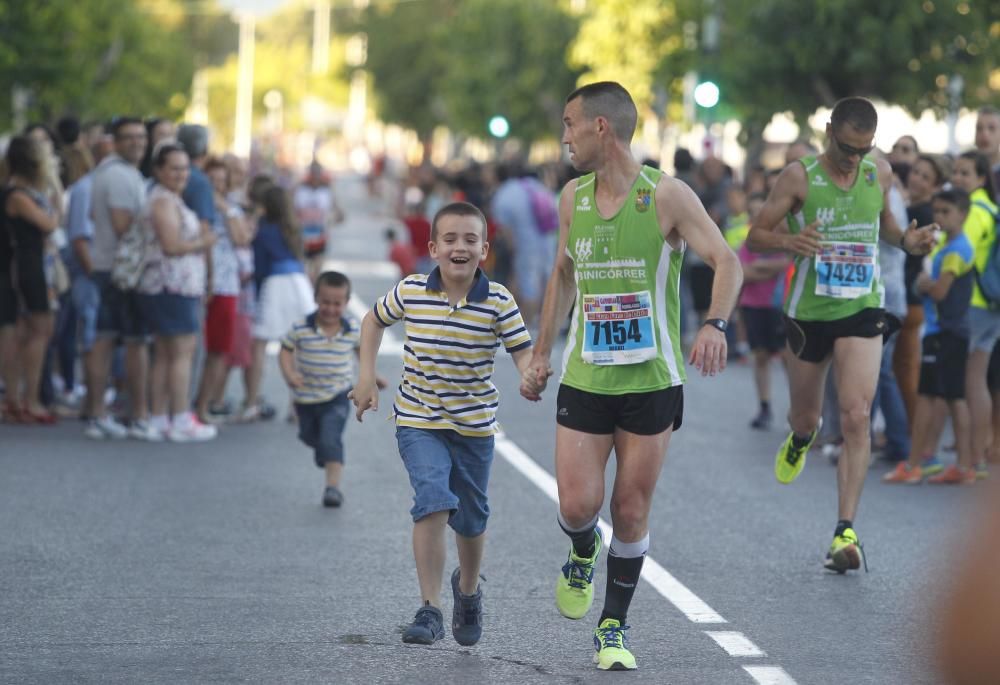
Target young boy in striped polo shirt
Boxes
[351,202,538,647]
[279,271,385,508]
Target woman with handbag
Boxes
[137,141,216,442]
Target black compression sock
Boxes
[559,519,597,559]
[791,431,813,449]
[600,552,645,624]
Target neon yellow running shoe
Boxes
[555,527,602,619]
[774,418,822,484]
[823,527,867,574]
[593,618,637,671]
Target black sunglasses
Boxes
[832,131,874,158]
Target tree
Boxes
[712,0,1000,132]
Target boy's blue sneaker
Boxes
[402,605,444,644]
[451,567,483,646]
[322,486,343,507]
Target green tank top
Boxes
[784,155,884,321]
[560,165,686,394]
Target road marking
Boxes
[743,666,797,684]
[324,258,401,280]
[705,631,766,657]
[495,433,727,624]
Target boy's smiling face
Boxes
[315,284,349,327]
[429,214,488,282]
[931,199,967,237]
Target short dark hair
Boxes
[152,140,187,168]
[933,188,971,214]
[958,150,998,204]
[4,135,45,186]
[830,97,878,133]
[315,270,351,297]
[566,81,638,142]
[431,201,488,241]
[110,116,144,139]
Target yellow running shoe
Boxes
[555,527,602,619]
[774,418,822,484]
[593,618,637,671]
[823,527,867,574]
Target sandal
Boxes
[2,401,23,423]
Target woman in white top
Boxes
[138,141,216,442]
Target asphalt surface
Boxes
[0,175,978,684]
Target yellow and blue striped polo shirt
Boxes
[280,312,360,404]
[373,268,532,436]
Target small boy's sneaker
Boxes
[927,465,976,485]
[749,409,772,430]
[322,486,343,508]
[402,605,444,645]
[451,567,483,646]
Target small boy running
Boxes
[350,202,536,647]
[884,189,976,484]
[279,271,385,507]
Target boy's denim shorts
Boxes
[395,426,494,538]
[296,391,350,466]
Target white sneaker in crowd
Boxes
[129,419,164,442]
[84,415,129,440]
[167,413,218,443]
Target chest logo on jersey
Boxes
[635,188,651,213]
[812,175,828,187]
[816,207,836,225]
[864,169,876,186]
[575,237,594,262]
[576,195,592,212]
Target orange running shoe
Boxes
[927,465,976,485]
[882,462,923,484]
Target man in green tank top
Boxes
[746,96,937,574]
[520,81,742,671]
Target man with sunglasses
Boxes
[746,96,937,573]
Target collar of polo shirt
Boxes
[305,311,352,334]
[425,267,490,303]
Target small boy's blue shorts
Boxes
[296,392,350,466]
[395,426,494,538]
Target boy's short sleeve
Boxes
[373,280,406,326]
[280,324,301,351]
[495,287,532,353]
[941,250,973,278]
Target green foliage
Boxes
[713,0,1000,131]
[0,0,227,129]
[358,0,580,143]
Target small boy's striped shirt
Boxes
[372,268,531,436]
[281,312,360,404]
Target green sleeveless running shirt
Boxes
[560,165,686,394]
[784,155,884,321]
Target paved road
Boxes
[0,175,977,684]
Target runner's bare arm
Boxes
[659,178,740,376]
[746,163,821,257]
[523,179,579,396]
[876,158,937,255]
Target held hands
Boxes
[348,376,380,422]
[519,357,552,401]
[688,325,727,377]
[784,220,823,257]
[901,219,939,256]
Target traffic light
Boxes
[694,80,720,109]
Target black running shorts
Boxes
[556,384,683,436]
[784,307,889,363]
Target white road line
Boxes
[324,258,401,280]
[705,631,766,657]
[495,433,727,624]
[348,295,404,356]
[743,666,797,684]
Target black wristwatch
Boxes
[703,318,728,333]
